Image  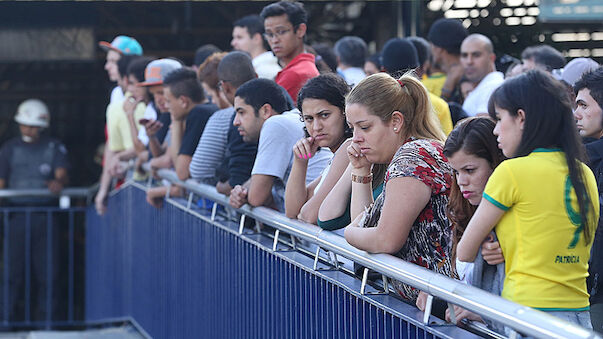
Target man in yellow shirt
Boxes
[105,55,147,175]
[380,38,453,135]
[95,55,147,215]
[427,18,468,104]
[409,37,446,97]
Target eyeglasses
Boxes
[263,28,292,41]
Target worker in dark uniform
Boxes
[0,99,69,321]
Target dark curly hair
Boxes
[296,73,352,141]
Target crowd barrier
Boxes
[0,188,91,329]
[85,170,602,339]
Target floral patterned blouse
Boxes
[359,138,454,302]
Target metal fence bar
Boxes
[68,209,74,322]
[3,211,9,324]
[147,168,602,339]
[46,210,53,328]
[24,211,31,323]
[0,187,96,198]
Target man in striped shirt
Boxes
[189,52,258,194]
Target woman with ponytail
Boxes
[343,72,454,303]
[457,70,598,328]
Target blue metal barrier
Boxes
[0,205,86,329]
[86,185,476,339]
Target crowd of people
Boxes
[2,0,603,334]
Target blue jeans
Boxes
[505,310,592,338]
[591,303,603,334]
[548,310,593,329]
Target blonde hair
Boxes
[346,72,446,142]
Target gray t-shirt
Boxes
[252,109,332,212]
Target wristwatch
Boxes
[351,173,372,184]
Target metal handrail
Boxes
[149,168,601,339]
[0,186,97,198]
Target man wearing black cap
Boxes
[427,18,468,103]
[380,37,453,135]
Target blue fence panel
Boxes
[0,206,86,329]
[86,185,477,339]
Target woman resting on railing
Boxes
[424,117,506,330]
[457,70,598,329]
[284,74,352,224]
[342,72,454,304]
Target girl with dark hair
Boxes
[284,74,352,224]
[444,117,504,260]
[457,70,599,328]
[433,117,506,328]
[342,72,453,304]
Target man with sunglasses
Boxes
[260,1,319,104]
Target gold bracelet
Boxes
[351,173,372,184]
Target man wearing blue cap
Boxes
[98,35,143,104]
[94,36,144,215]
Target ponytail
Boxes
[346,72,446,143]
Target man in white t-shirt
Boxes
[334,36,367,87]
[231,14,281,80]
[229,78,331,212]
[460,34,504,116]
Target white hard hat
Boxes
[15,99,50,128]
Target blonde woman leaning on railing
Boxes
[342,72,454,305]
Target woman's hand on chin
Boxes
[347,141,371,172]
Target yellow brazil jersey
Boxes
[428,93,453,136]
[107,93,146,152]
[422,73,446,98]
[483,149,599,311]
